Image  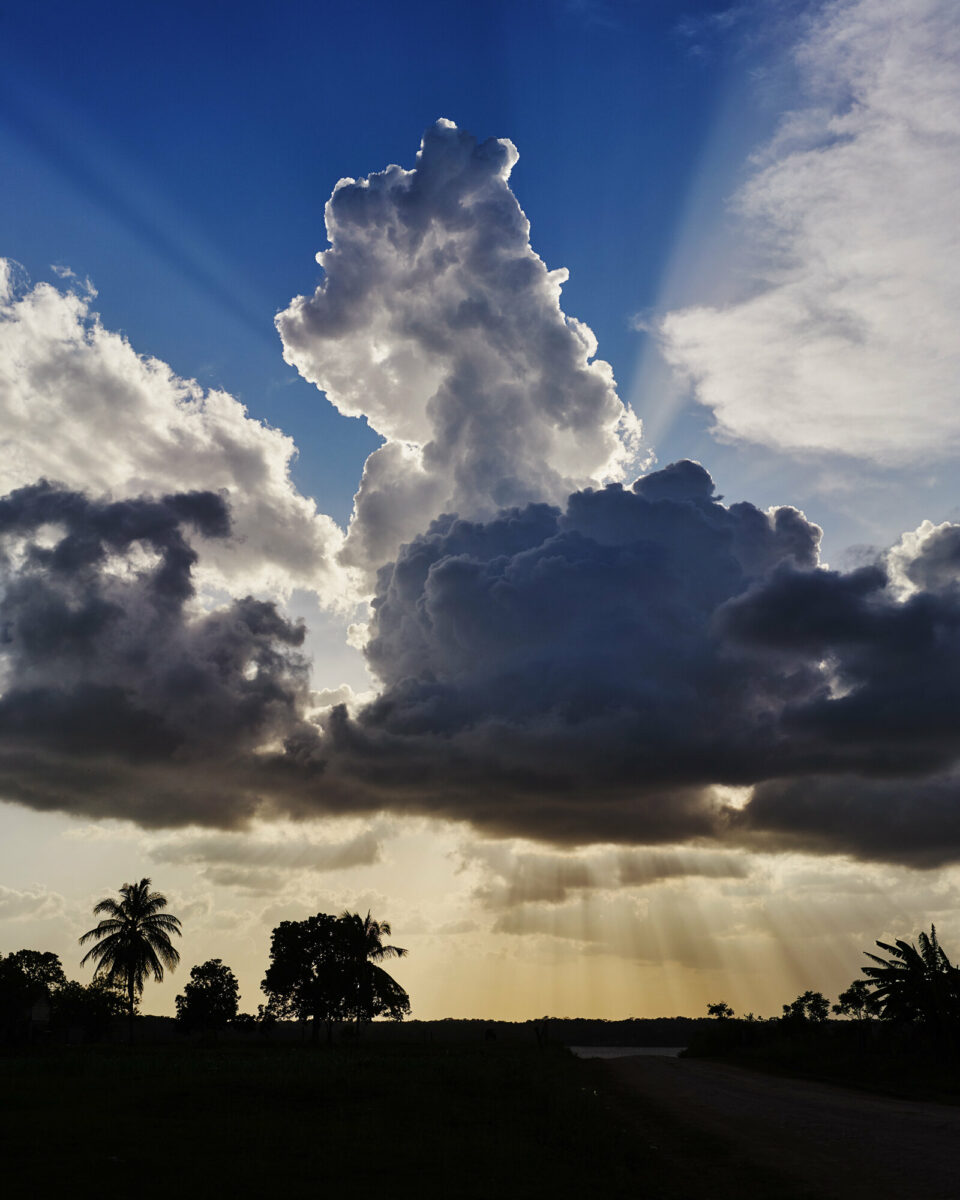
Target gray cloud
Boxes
[460,841,749,910]
[7,462,960,867]
[150,828,382,874]
[316,461,960,863]
[488,890,727,970]
[737,774,960,868]
[319,462,822,842]
[0,481,319,827]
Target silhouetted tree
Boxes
[0,950,67,1041]
[862,926,960,1037]
[707,1001,734,1020]
[261,910,409,1041]
[782,990,830,1026]
[805,991,830,1022]
[175,958,240,1040]
[832,979,881,1022]
[50,977,126,1041]
[6,949,67,993]
[261,912,351,1042]
[338,910,409,1027]
[79,878,182,1039]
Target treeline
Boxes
[686,925,960,1085]
[1,877,410,1045]
[0,949,126,1043]
[7,878,959,1062]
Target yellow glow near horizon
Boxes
[3,808,960,1022]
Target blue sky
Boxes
[3,0,960,1021]
[1,0,785,523]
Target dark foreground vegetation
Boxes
[686,926,960,1103]
[684,1013,960,1103]
[0,1040,800,1200]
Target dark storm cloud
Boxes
[6,468,960,864]
[314,462,960,862]
[317,462,821,841]
[734,774,960,868]
[0,481,318,826]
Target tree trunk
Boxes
[127,978,135,1044]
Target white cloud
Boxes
[0,260,347,601]
[0,882,65,920]
[660,0,960,465]
[277,119,642,579]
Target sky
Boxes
[2,0,960,1021]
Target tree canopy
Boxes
[261,910,409,1040]
[781,990,831,1025]
[0,949,67,1040]
[175,959,240,1036]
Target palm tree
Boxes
[861,925,960,1036]
[338,910,409,1026]
[79,878,182,1039]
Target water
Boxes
[568,1045,685,1059]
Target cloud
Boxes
[0,260,346,600]
[150,827,383,883]
[277,119,642,580]
[0,883,65,920]
[459,840,749,910]
[316,460,960,863]
[7,119,960,869]
[660,0,960,464]
[736,774,960,867]
[320,461,823,842]
[0,481,319,826]
[6,439,960,865]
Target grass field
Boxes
[0,1041,796,1199]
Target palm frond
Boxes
[371,944,407,960]
[79,919,124,945]
[142,913,182,935]
[863,953,902,970]
[873,939,909,960]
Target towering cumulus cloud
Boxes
[277,119,641,578]
[661,0,960,463]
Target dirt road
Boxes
[603,1056,960,1200]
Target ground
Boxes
[603,1055,960,1200]
[3,1041,959,1198]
